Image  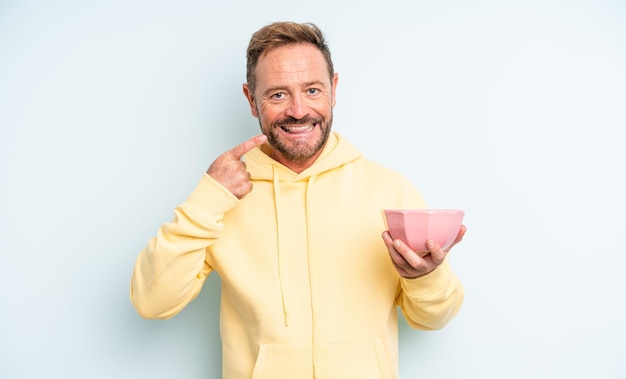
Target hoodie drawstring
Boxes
[273,166,290,326]
[304,174,318,374]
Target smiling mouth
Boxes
[280,124,316,133]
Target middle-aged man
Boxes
[131,21,466,379]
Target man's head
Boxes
[243,22,339,173]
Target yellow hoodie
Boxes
[131,132,463,379]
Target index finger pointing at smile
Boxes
[227,134,268,160]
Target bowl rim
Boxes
[383,209,464,214]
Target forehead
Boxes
[255,43,329,89]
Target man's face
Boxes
[243,43,338,172]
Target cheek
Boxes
[315,95,334,112]
[258,103,283,122]
[258,102,271,115]
[311,103,333,119]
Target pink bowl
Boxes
[383,209,465,252]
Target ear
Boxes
[331,73,339,108]
[242,83,258,118]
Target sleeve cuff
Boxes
[182,173,239,221]
[400,260,453,298]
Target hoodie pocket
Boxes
[251,343,313,379]
[316,337,395,379]
[251,338,394,379]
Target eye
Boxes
[271,92,285,100]
[307,88,320,96]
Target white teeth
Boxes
[282,125,314,133]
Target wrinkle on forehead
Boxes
[255,44,331,92]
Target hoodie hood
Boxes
[244,132,362,182]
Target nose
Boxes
[285,93,309,119]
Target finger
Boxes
[227,134,268,160]
[392,238,428,268]
[395,265,412,278]
[382,232,412,267]
[455,224,467,244]
[388,247,414,274]
[445,224,467,252]
[382,231,394,246]
[425,240,447,265]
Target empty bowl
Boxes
[383,209,465,252]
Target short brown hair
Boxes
[246,22,334,95]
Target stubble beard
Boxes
[260,112,333,164]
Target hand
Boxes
[382,225,466,279]
[207,134,267,199]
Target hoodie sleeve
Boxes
[130,174,238,319]
[396,258,464,330]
